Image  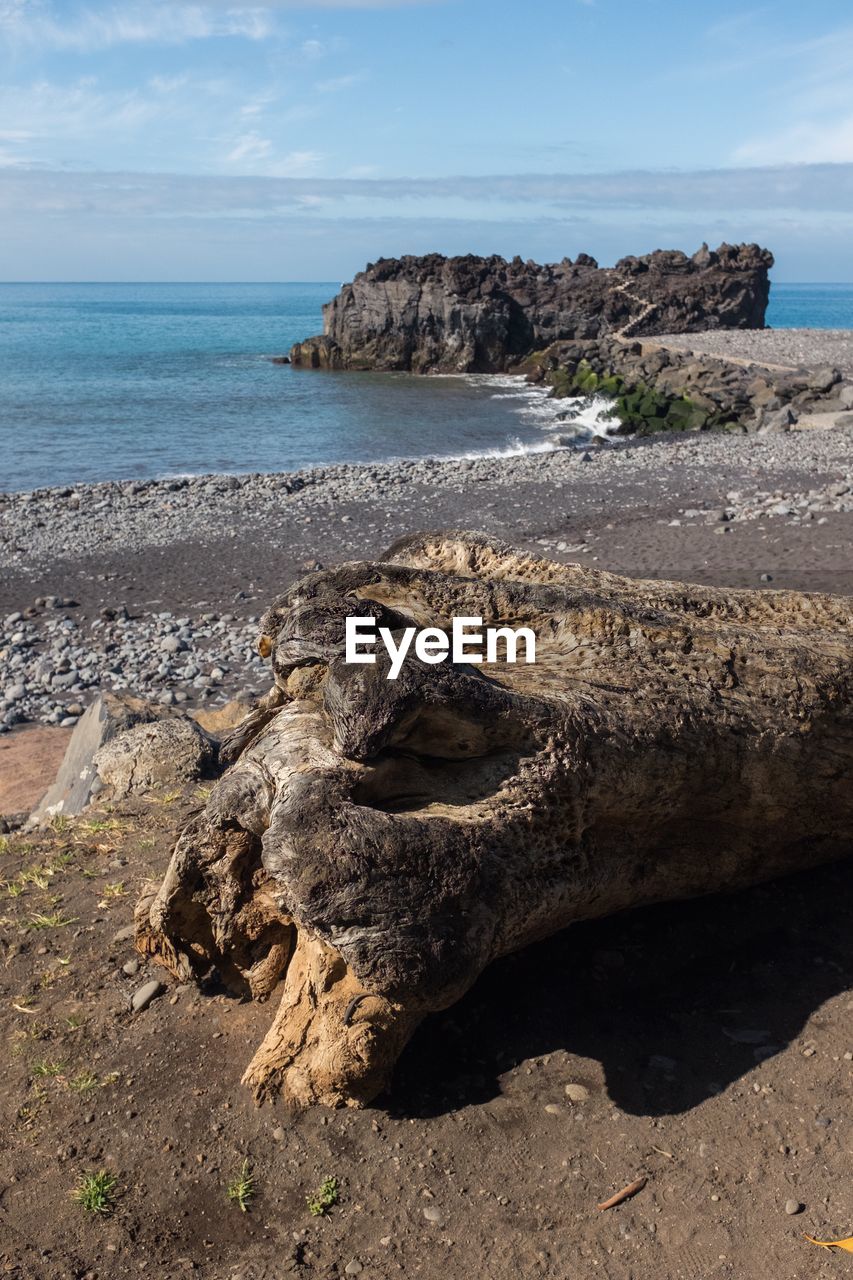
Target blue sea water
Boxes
[766,283,853,329]
[0,280,850,494]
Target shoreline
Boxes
[2,422,852,731]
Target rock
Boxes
[344,1262,363,1276]
[564,1082,590,1102]
[838,383,853,409]
[291,244,773,373]
[422,1206,442,1223]
[807,367,841,393]
[544,1103,562,1115]
[94,716,216,798]
[30,692,171,824]
[784,1199,803,1215]
[113,923,136,943]
[4,683,26,701]
[131,980,164,1012]
[122,959,140,977]
[758,406,798,434]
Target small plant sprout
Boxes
[227,1159,255,1212]
[19,867,51,889]
[69,1069,99,1094]
[72,1170,118,1215]
[306,1176,339,1217]
[31,1059,63,1078]
[27,912,76,931]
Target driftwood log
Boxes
[135,532,853,1108]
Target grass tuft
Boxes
[72,1169,118,1215]
[68,1069,99,1094]
[27,912,76,931]
[31,1059,64,1078]
[227,1159,255,1212]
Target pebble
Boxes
[122,959,140,977]
[422,1206,442,1223]
[785,1199,803,1215]
[564,1083,590,1102]
[544,1103,562,1115]
[2,417,853,732]
[131,980,164,1012]
[344,1262,363,1276]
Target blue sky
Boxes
[1,0,852,280]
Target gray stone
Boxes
[30,692,172,824]
[784,1199,803,1215]
[122,959,140,977]
[131,980,164,1012]
[422,1206,442,1223]
[94,715,215,798]
[758,406,797,434]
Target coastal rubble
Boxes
[528,336,852,435]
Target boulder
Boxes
[30,692,171,824]
[94,716,216,799]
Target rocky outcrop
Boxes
[528,337,851,436]
[289,244,773,374]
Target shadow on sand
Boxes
[389,855,853,1119]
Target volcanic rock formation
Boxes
[289,244,773,374]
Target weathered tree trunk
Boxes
[135,532,853,1108]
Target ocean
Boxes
[0,281,850,494]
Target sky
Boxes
[0,0,852,280]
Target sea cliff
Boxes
[290,243,773,374]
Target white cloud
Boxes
[1,161,852,216]
[735,117,853,166]
[225,131,273,164]
[315,71,365,92]
[222,134,324,174]
[0,2,276,50]
[726,24,853,165]
[202,0,444,6]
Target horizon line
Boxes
[2,279,851,286]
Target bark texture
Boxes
[136,532,853,1108]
